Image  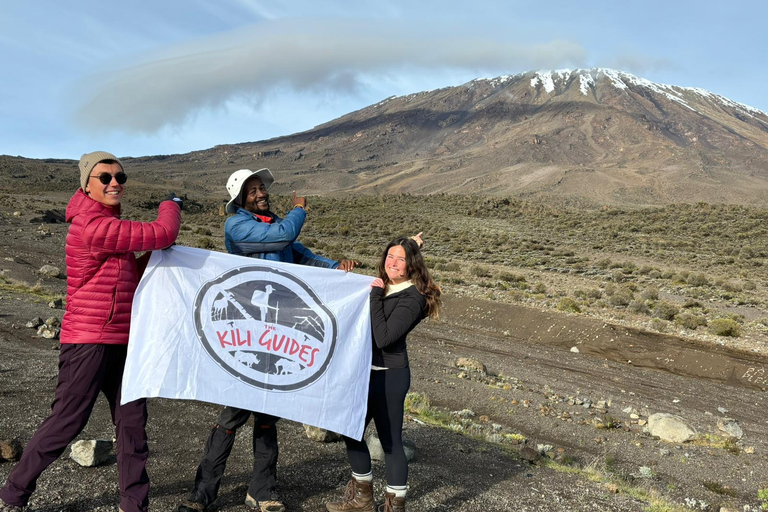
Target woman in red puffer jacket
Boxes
[0,151,182,512]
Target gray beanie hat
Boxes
[79,151,123,191]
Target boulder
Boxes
[70,439,113,467]
[303,424,341,443]
[647,413,696,443]
[0,439,23,461]
[38,265,61,278]
[366,433,415,462]
[717,417,743,439]
[454,357,487,374]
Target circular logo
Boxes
[194,265,337,391]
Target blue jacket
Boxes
[224,207,339,268]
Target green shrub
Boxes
[498,271,526,283]
[649,319,668,332]
[608,289,633,307]
[557,297,581,313]
[405,392,430,413]
[628,300,650,315]
[653,301,679,321]
[687,273,709,287]
[639,286,659,301]
[708,318,741,337]
[471,265,491,278]
[675,312,706,330]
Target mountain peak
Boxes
[472,68,767,119]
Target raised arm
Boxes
[84,201,181,257]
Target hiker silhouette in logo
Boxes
[179,168,359,512]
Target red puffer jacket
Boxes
[61,189,181,344]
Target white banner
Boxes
[121,246,373,440]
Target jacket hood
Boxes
[66,189,121,222]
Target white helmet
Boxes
[225,168,274,214]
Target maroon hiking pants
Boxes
[0,343,149,512]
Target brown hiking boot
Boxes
[376,492,405,512]
[326,479,374,512]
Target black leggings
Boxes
[343,367,411,486]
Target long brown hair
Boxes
[377,237,442,319]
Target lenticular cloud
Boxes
[71,18,586,134]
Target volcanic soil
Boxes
[0,201,767,512]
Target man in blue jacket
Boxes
[179,168,358,512]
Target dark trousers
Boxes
[343,367,411,487]
[0,344,149,512]
[190,406,280,506]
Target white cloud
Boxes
[71,18,586,134]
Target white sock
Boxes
[352,471,373,483]
[386,485,407,498]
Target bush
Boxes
[653,301,679,321]
[557,297,581,313]
[471,265,491,278]
[608,289,633,307]
[639,286,659,301]
[708,318,741,337]
[675,312,706,330]
[687,273,709,287]
[628,300,650,315]
[498,271,526,283]
[404,392,431,413]
[649,318,668,332]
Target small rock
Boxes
[26,317,44,328]
[717,417,743,439]
[48,298,63,309]
[478,415,490,422]
[12,211,21,217]
[630,413,640,420]
[519,446,539,462]
[45,316,60,327]
[70,439,113,467]
[454,357,487,375]
[647,413,697,443]
[603,483,619,493]
[743,446,755,454]
[0,439,23,461]
[38,265,61,278]
[366,434,415,462]
[37,325,60,339]
[570,346,580,353]
[302,424,341,443]
[717,407,728,414]
[658,448,670,456]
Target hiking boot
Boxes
[245,492,286,512]
[326,479,374,512]
[0,498,23,512]
[376,492,405,512]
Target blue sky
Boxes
[2,1,766,159]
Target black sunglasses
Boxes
[90,172,127,185]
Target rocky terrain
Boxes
[0,190,767,511]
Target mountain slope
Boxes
[3,68,768,206]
